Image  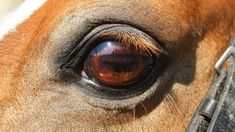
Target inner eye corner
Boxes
[59,24,169,110]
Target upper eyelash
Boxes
[100,31,167,56]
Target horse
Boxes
[0,0,234,131]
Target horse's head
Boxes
[0,0,234,131]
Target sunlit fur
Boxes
[0,0,234,131]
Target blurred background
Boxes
[0,0,24,22]
[0,0,47,38]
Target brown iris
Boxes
[83,41,154,87]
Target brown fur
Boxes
[0,0,234,131]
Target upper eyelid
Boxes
[57,24,167,70]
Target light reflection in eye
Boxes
[83,41,154,87]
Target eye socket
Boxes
[59,24,169,109]
[82,41,154,87]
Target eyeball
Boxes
[83,41,154,87]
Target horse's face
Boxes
[0,0,234,131]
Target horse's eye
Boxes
[83,41,154,87]
[60,25,168,110]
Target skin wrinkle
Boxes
[0,0,234,131]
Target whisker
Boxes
[140,102,148,115]
[132,107,136,121]
[166,93,181,116]
[165,93,186,128]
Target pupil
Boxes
[84,41,154,87]
[102,60,136,73]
